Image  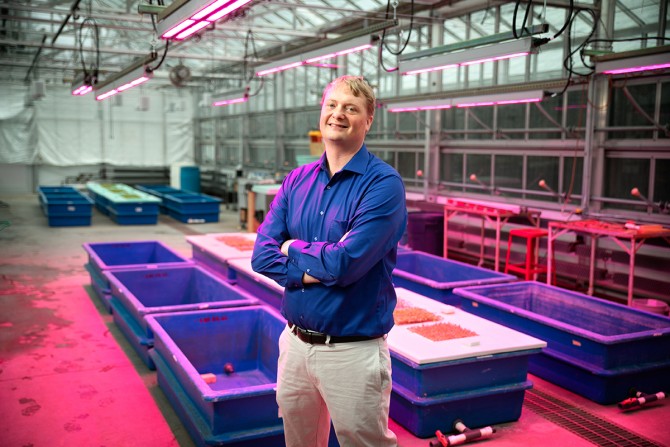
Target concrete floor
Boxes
[1,193,669,447]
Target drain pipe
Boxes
[429,420,496,446]
[618,391,666,411]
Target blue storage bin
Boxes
[393,251,516,306]
[454,281,670,370]
[105,265,259,342]
[391,348,540,398]
[530,347,670,404]
[37,186,78,194]
[135,184,181,198]
[150,349,284,447]
[83,240,193,280]
[85,263,112,313]
[110,298,155,369]
[388,288,545,398]
[108,208,159,225]
[390,380,532,438]
[165,208,220,224]
[145,306,286,439]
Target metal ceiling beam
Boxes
[0,38,252,62]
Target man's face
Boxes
[320,83,373,148]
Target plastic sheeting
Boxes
[0,81,194,166]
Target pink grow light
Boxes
[602,62,670,75]
[256,61,304,77]
[212,96,248,107]
[71,85,93,96]
[159,0,252,40]
[304,44,374,64]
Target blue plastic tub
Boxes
[85,263,112,313]
[530,347,670,404]
[393,251,516,306]
[135,184,182,198]
[150,350,284,447]
[105,264,259,342]
[391,349,540,398]
[165,207,220,224]
[39,188,93,226]
[164,192,221,213]
[390,380,532,438]
[145,306,286,439]
[37,186,78,194]
[454,281,670,370]
[110,298,155,369]
[388,288,545,398]
[83,240,192,279]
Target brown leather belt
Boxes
[288,323,380,345]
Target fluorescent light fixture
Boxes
[157,0,253,40]
[256,20,397,77]
[594,46,670,75]
[71,73,96,96]
[399,37,538,76]
[211,86,250,107]
[94,56,156,101]
[386,90,545,112]
[256,35,375,77]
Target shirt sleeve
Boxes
[289,171,406,287]
[250,178,295,287]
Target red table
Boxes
[442,199,541,272]
[546,219,670,306]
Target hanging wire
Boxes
[551,7,598,98]
[245,30,264,96]
[78,17,99,84]
[379,0,414,73]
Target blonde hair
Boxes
[322,76,376,117]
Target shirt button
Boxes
[313,237,317,241]
[327,186,331,189]
[307,268,311,273]
[301,288,305,292]
[320,211,324,215]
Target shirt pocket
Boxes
[327,219,349,242]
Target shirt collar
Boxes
[318,144,368,175]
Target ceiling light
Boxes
[94,56,156,101]
[71,73,96,96]
[157,0,253,40]
[399,36,539,76]
[594,45,670,75]
[256,20,397,77]
[211,86,250,107]
[386,90,546,112]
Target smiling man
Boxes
[251,76,407,446]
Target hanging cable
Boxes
[78,16,99,84]
[379,0,414,73]
[245,30,264,96]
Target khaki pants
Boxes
[277,326,397,447]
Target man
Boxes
[251,75,406,446]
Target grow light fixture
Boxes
[157,0,253,40]
[594,46,670,75]
[211,86,250,107]
[71,73,96,96]
[399,36,538,76]
[256,20,397,77]
[94,56,156,101]
[386,90,546,112]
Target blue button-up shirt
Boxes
[251,145,407,337]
